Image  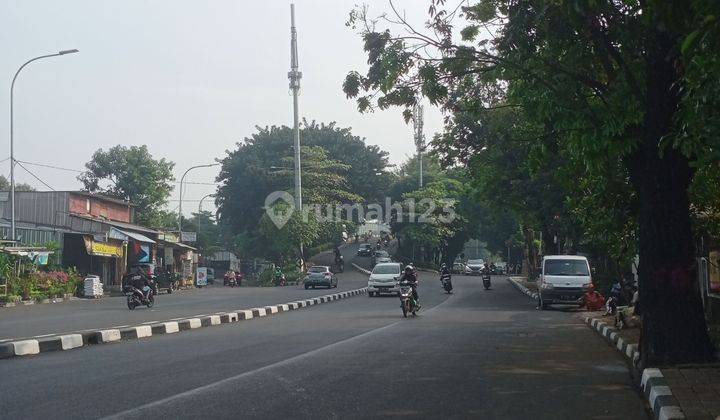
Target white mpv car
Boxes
[367,262,402,297]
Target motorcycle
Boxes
[398,280,419,318]
[125,285,154,310]
[482,272,492,290]
[335,255,344,273]
[440,272,453,294]
[224,273,237,287]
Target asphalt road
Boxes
[0,244,366,341]
[0,274,648,419]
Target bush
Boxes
[306,242,334,258]
[258,269,275,287]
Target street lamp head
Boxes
[58,49,79,55]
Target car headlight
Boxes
[541,282,554,290]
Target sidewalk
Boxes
[508,276,720,420]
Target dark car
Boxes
[357,243,373,257]
[304,266,338,289]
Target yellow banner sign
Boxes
[84,236,124,258]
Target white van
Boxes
[538,255,593,310]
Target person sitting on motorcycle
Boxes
[274,266,285,286]
[128,267,151,298]
[399,265,420,306]
[440,263,450,276]
[483,262,491,275]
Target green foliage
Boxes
[78,145,175,226]
[216,121,390,260]
[0,175,35,192]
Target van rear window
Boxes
[544,260,589,276]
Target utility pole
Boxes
[289,3,302,211]
[288,3,304,263]
[413,102,425,188]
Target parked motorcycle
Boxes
[398,280,419,318]
[126,285,154,310]
[440,272,453,294]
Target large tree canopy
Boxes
[344,0,720,366]
[78,145,175,227]
[216,122,386,259]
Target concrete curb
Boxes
[0,287,368,361]
[506,276,684,419]
[351,263,371,275]
[507,277,538,300]
[1,296,82,308]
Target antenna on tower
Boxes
[288,3,304,264]
[413,101,425,188]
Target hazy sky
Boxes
[0,0,444,215]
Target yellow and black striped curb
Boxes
[0,287,368,360]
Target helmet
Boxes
[405,265,413,273]
[441,263,447,269]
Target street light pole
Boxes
[10,49,78,241]
[197,193,216,239]
[178,163,219,242]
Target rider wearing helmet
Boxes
[399,264,420,306]
[440,263,450,275]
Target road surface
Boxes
[0,244,365,341]
[0,273,648,419]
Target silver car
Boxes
[368,262,402,297]
[304,266,338,289]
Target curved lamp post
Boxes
[10,49,79,241]
[178,163,219,242]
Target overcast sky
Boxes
[0,0,444,215]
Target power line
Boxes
[16,160,218,185]
[15,161,55,191]
[17,160,82,173]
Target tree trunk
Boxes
[632,23,714,367]
[524,227,539,279]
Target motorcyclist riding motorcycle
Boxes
[440,263,451,276]
[399,265,420,308]
[123,266,153,300]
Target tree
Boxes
[78,145,175,227]
[216,123,388,259]
[0,175,36,192]
[344,1,717,365]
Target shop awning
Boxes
[108,227,155,244]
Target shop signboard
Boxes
[196,266,208,286]
[181,231,197,242]
[83,236,124,258]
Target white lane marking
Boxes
[102,320,402,419]
[103,288,452,420]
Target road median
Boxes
[0,287,367,361]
